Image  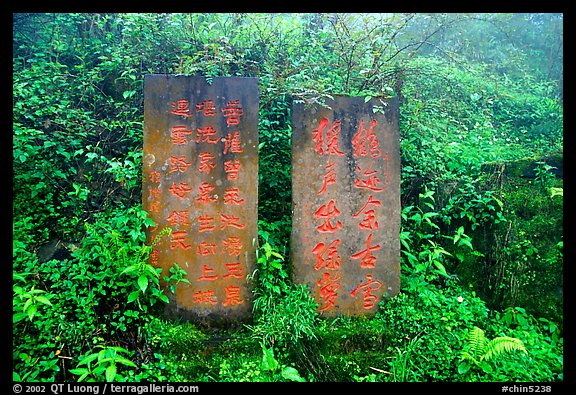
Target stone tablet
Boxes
[291,96,400,316]
[142,75,258,325]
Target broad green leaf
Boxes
[26,304,37,320]
[105,364,117,382]
[77,352,99,367]
[281,366,306,382]
[13,312,28,323]
[109,346,130,354]
[270,251,284,260]
[69,368,89,375]
[138,275,148,293]
[122,265,139,275]
[23,298,33,312]
[35,296,52,306]
[69,368,90,382]
[115,357,137,368]
[457,362,471,375]
[128,290,140,303]
[261,345,278,371]
[480,361,493,374]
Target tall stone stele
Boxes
[142,75,259,326]
[291,96,400,317]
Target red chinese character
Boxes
[312,118,326,155]
[198,152,217,174]
[314,199,343,233]
[198,216,216,232]
[221,100,243,126]
[196,126,220,144]
[223,131,244,154]
[197,241,217,256]
[198,264,218,281]
[148,187,161,200]
[170,100,192,118]
[350,233,380,268]
[350,274,383,310]
[193,290,218,305]
[317,271,341,312]
[312,239,341,271]
[149,248,159,265]
[197,182,217,204]
[318,159,336,195]
[196,100,217,117]
[220,214,247,230]
[312,118,345,157]
[149,170,161,183]
[223,188,244,205]
[224,159,241,180]
[149,201,160,213]
[352,119,381,158]
[223,285,244,306]
[223,263,244,279]
[354,162,385,192]
[169,182,192,199]
[166,210,190,227]
[353,195,381,230]
[222,237,242,256]
[170,126,193,145]
[170,231,192,250]
[169,155,193,173]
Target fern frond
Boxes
[468,327,486,358]
[482,336,527,362]
[460,351,481,366]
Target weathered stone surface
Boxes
[291,96,400,317]
[142,75,258,325]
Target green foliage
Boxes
[13,205,178,381]
[69,346,137,382]
[458,326,526,375]
[534,160,557,191]
[260,343,306,382]
[163,262,192,295]
[249,229,319,349]
[13,273,53,323]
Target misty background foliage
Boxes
[13,13,562,382]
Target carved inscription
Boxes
[291,96,400,316]
[143,75,258,324]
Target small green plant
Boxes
[388,334,424,382]
[260,343,306,382]
[534,161,557,191]
[69,345,137,382]
[13,272,53,323]
[163,262,192,294]
[458,326,527,375]
[249,227,319,348]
